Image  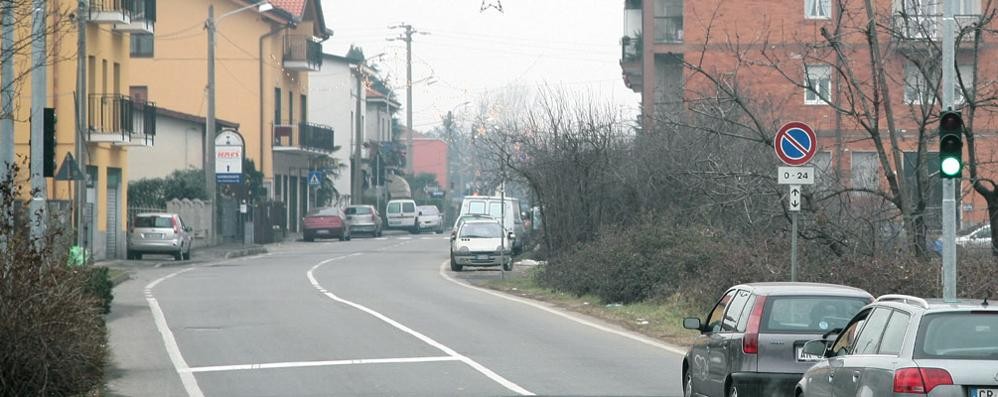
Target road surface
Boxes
[106,233,685,396]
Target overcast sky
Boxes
[321,0,640,131]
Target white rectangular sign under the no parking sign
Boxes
[778,167,815,185]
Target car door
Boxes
[832,307,891,397]
[696,289,736,396]
[854,309,911,396]
[721,290,753,375]
[806,309,870,397]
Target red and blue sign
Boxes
[774,121,817,166]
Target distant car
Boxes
[449,219,514,272]
[302,207,351,242]
[682,283,872,397]
[346,205,382,237]
[417,205,444,233]
[933,224,991,254]
[385,199,418,233]
[797,294,998,397]
[127,213,194,261]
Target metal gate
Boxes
[106,168,121,259]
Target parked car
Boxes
[385,199,418,233]
[459,195,526,254]
[346,205,382,237]
[303,207,351,242]
[449,219,514,272]
[796,294,998,397]
[682,283,872,397]
[932,224,992,254]
[417,205,444,233]
[127,212,194,261]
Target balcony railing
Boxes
[621,35,642,62]
[88,94,157,145]
[283,35,323,72]
[115,0,156,33]
[90,0,131,24]
[273,122,335,154]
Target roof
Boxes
[236,0,330,39]
[157,107,239,129]
[735,282,873,297]
[885,298,998,311]
[134,212,178,217]
[269,0,305,17]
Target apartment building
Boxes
[621,0,998,226]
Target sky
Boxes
[320,0,640,131]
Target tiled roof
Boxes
[270,0,305,17]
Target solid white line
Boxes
[185,356,460,373]
[438,261,688,357]
[308,258,535,396]
[397,237,412,240]
[145,267,205,397]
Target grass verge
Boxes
[483,267,698,348]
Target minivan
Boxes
[385,199,418,232]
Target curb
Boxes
[223,246,268,259]
[108,268,131,286]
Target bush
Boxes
[84,266,115,315]
[0,163,108,396]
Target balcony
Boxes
[273,122,335,155]
[892,14,980,50]
[89,0,131,25]
[87,94,157,145]
[114,0,155,34]
[620,35,643,93]
[283,35,322,72]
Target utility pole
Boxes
[1,0,13,184]
[30,0,48,242]
[76,0,88,249]
[205,5,217,244]
[389,23,426,175]
[352,64,364,204]
[941,0,957,302]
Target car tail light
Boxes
[371,213,377,222]
[171,217,180,234]
[742,295,767,354]
[894,368,953,394]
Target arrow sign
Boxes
[789,184,802,212]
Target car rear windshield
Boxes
[135,216,172,228]
[308,208,340,217]
[346,207,371,215]
[419,206,439,215]
[402,202,416,212]
[460,223,502,238]
[761,296,869,333]
[916,311,998,359]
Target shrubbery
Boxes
[0,163,108,396]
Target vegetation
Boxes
[128,168,207,208]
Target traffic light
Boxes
[938,110,964,179]
[43,107,56,177]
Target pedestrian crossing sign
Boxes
[308,171,323,186]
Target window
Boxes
[878,311,911,355]
[916,312,998,359]
[805,64,832,105]
[129,86,148,104]
[831,309,869,356]
[134,216,173,228]
[301,94,308,122]
[130,33,154,58]
[762,296,869,333]
[706,290,736,333]
[653,0,683,43]
[387,202,401,214]
[955,64,974,104]
[460,222,503,238]
[805,0,830,19]
[956,0,980,15]
[289,92,294,124]
[468,201,487,214]
[852,307,892,354]
[402,202,416,213]
[906,62,974,104]
[346,207,371,215]
[904,63,932,104]
[851,152,880,191]
[274,88,282,124]
[722,290,752,332]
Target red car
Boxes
[302,207,352,242]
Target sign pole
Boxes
[941,0,958,303]
[789,184,801,281]
[775,121,817,283]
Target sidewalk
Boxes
[96,241,278,285]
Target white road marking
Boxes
[375,237,388,240]
[308,258,534,396]
[145,267,205,397]
[397,237,412,240]
[184,356,460,373]
[438,261,688,357]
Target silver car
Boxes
[682,283,872,397]
[345,205,382,237]
[127,213,194,261]
[797,294,998,397]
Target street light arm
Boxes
[216,1,272,23]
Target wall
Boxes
[127,114,204,181]
[308,56,356,203]
[412,138,448,188]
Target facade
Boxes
[308,53,358,202]
[8,0,159,259]
[365,88,399,145]
[130,0,331,232]
[127,108,238,181]
[620,0,998,227]
[412,134,448,190]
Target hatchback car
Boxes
[449,219,514,272]
[417,205,444,234]
[682,283,872,397]
[302,207,351,242]
[345,205,382,237]
[127,213,194,261]
[796,294,998,397]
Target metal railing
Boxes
[132,0,156,22]
[88,94,156,141]
[283,35,323,70]
[90,0,133,16]
[273,122,335,153]
[621,35,641,62]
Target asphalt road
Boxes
[106,232,685,397]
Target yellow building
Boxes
[9,0,157,259]
[130,0,331,233]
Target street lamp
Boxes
[205,1,272,244]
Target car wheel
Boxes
[345,230,352,241]
[134,252,142,260]
[174,250,183,261]
[683,370,694,397]
[304,232,314,242]
[183,246,192,261]
[502,258,513,272]
[727,381,738,397]
[450,254,462,271]
[126,250,135,260]
[338,233,346,241]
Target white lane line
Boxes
[185,356,460,373]
[438,261,688,357]
[145,267,205,397]
[397,237,412,240]
[308,258,534,396]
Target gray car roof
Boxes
[733,282,873,297]
[135,213,177,217]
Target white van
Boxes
[385,199,418,232]
[459,196,526,253]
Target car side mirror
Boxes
[184,226,193,232]
[418,211,423,216]
[508,232,515,240]
[802,339,830,358]
[682,317,703,331]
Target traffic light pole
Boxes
[941,0,957,303]
[30,0,48,244]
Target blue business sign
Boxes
[217,173,243,184]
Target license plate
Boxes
[476,255,490,260]
[971,388,998,397]
[795,346,821,361]
[316,230,330,235]
[146,233,164,239]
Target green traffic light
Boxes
[941,157,961,177]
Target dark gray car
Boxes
[683,282,873,397]
[797,295,998,397]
